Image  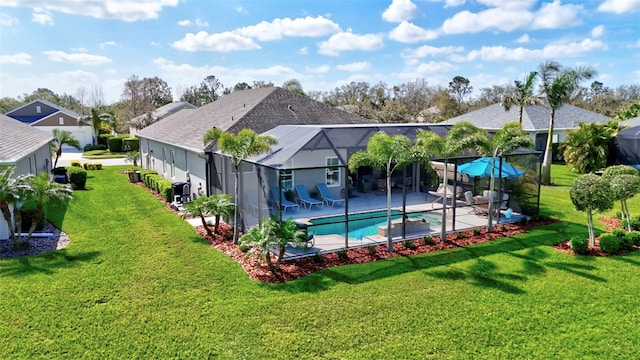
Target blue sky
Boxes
[0,0,638,104]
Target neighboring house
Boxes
[135,87,375,200]
[439,101,611,151]
[128,102,197,136]
[0,114,53,240]
[5,99,93,150]
[614,116,640,166]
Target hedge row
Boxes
[140,170,172,202]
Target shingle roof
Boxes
[5,98,81,122]
[0,114,52,164]
[439,101,611,131]
[129,102,197,127]
[136,87,375,153]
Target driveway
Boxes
[55,149,128,167]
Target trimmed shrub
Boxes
[336,250,349,260]
[70,160,82,167]
[423,235,435,245]
[140,170,158,185]
[98,134,111,146]
[626,231,640,246]
[107,136,124,153]
[66,166,87,190]
[403,240,416,249]
[611,228,626,238]
[570,236,590,255]
[83,163,103,170]
[621,216,640,231]
[122,137,139,151]
[83,144,107,151]
[599,233,620,254]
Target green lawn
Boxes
[1,165,638,359]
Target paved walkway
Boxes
[56,149,128,167]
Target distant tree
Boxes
[51,129,81,168]
[562,121,619,174]
[233,82,252,92]
[474,84,516,109]
[22,88,60,104]
[570,173,614,246]
[501,71,544,125]
[602,165,640,232]
[200,75,223,103]
[89,85,106,108]
[0,97,22,113]
[203,128,277,244]
[121,75,173,120]
[432,88,463,120]
[252,80,274,89]
[538,61,596,185]
[448,76,473,103]
[80,107,114,144]
[392,79,434,122]
[75,86,89,116]
[282,79,307,96]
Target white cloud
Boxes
[531,0,582,29]
[389,21,438,43]
[70,47,88,52]
[307,65,331,73]
[444,0,466,8]
[336,62,370,72]
[455,38,607,62]
[298,47,308,55]
[0,13,19,26]
[172,31,261,52]
[317,32,383,56]
[515,34,530,43]
[382,0,419,23]
[401,44,464,59]
[476,0,536,9]
[42,50,112,66]
[2,0,180,22]
[100,41,117,48]
[591,25,605,38]
[236,16,340,41]
[178,19,191,26]
[416,61,456,73]
[195,18,209,27]
[150,41,162,47]
[234,6,246,13]
[0,52,32,64]
[598,0,640,14]
[32,9,54,25]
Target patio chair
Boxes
[294,185,324,209]
[271,187,299,212]
[428,183,462,208]
[316,183,345,207]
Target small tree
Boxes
[21,173,73,245]
[207,193,235,235]
[181,196,214,237]
[239,217,304,273]
[602,165,640,232]
[570,173,614,246]
[0,166,33,245]
[125,150,140,167]
[51,129,81,168]
[501,71,544,126]
[562,121,619,174]
[349,132,426,251]
[203,128,277,244]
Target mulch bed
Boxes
[553,216,639,257]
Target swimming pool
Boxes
[308,210,441,238]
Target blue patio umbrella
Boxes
[457,157,525,179]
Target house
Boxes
[128,102,197,136]
[439,101,611,151]
[0,114,53,240]
[614,116,640,166]
[135,87,375,200]
[5,99,93,150]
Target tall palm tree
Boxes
[459,122,534,232]
[0,166,33,245]
[203,128,277,244]
[538,61,596,185]
[349,132,427,251]
[501,71,544,126]
[51,129,81,168]
[23,172,72,245]
[415,122,484,242]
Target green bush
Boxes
[98,134,111,146]
[140,170,158,185]
[366,245,377,255]
[66,166,87,190]
[83,162,103,170]
[336,250,349,260]
[423,235,435,245]
[403,240,416,249]
[599,233,620,254]
[611,228,626,238]
[70,160,82,167]
[83,144,107,151]
[122,137,139,151]
[570,235,590,255]
[312,251,323,263]
[621,216,640,231]
[107,136,125,153]
[626,231,640,246]
[473,228,482,236]
[158,180,173,202]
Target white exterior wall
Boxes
[37,125,94,150]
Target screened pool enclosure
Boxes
[207,124,541,258]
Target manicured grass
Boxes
[82,149,127,159]
[1,165,638,358]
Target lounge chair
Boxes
[271,187,299,212]
[428,183,462,208]
[294,185,324,209]
[316,183,345,207]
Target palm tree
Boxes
[125,150,140,167]
[80,107,114,145]
[51,129,81,168]
[203,128,277,244]
[22,172,72,245]
[415,122,484,242]
[501,71,544,126]
[0,166,33,245]
[349,131,427,251]
[181,196,215,237]
[538,61,596,185]
[207,193,235,235]
[459,122,534,232]
[562,121,619,174]
[239,217,304,273]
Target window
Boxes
[162,148,167,174]
[36,105,41,113]
[325,157,341,187]
[170,150,176,177]
[280,169,293,190]
[59,117,64,125]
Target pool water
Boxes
[308,210,441,238]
